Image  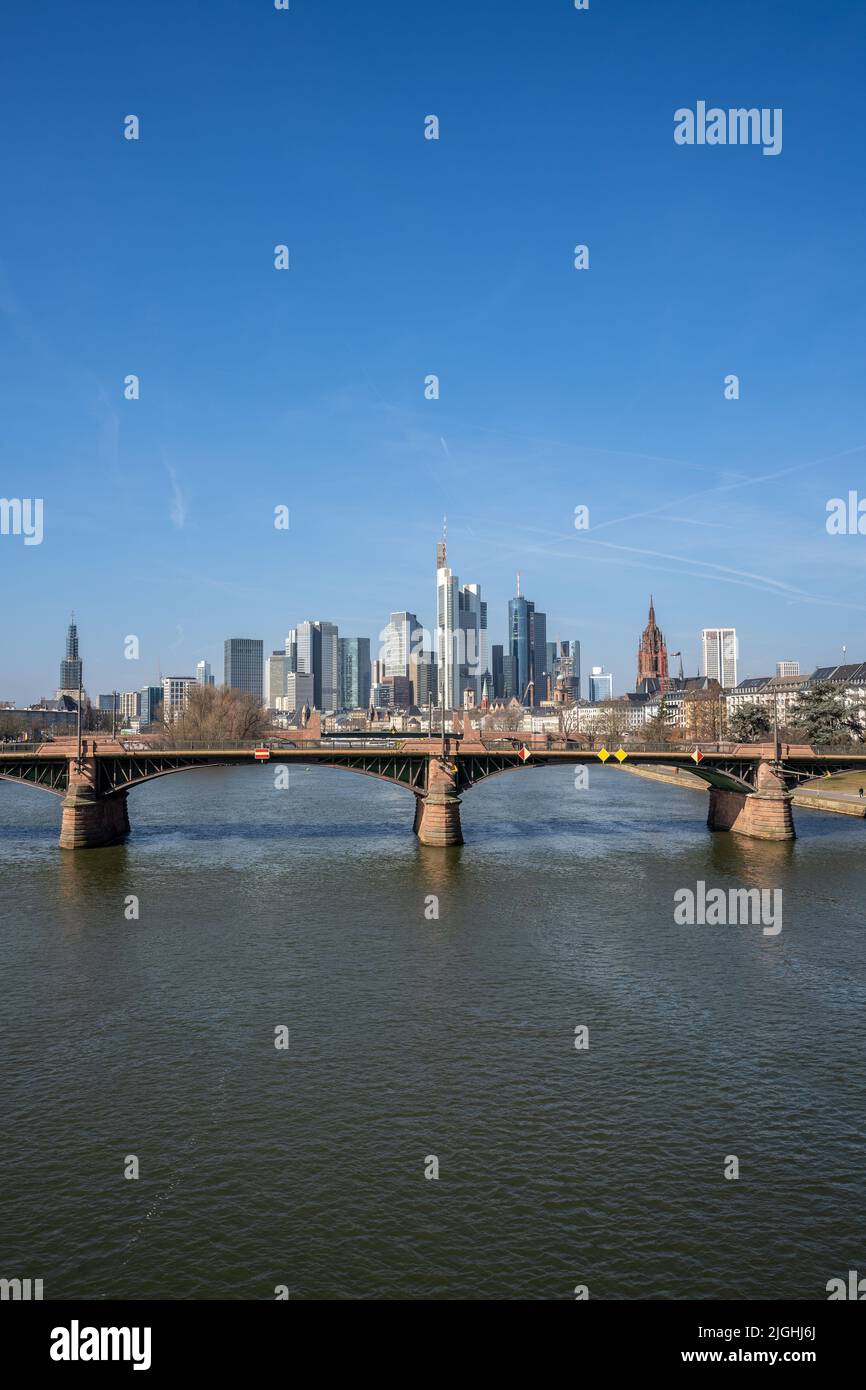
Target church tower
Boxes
[636,596,669,689]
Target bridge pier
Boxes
[60,763,130,850]
[415,757,463,847]
[707,762,795,842]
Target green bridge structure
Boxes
[2,732,866,849]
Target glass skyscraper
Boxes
[508,591,547,706]
[338,637,371,710]
[140,686,163,728]
[436,531,485,709]
[295,621,339,710]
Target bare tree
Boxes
[560,703,582,736]
[156,685,271,744]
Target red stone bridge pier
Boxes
[60,760,130,850]
[413,756,464,847]
[706,761,795,841]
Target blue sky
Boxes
[2,0,865,700]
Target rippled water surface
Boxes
[1,765,864,1299]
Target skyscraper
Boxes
[266,650,290,707]
[224,638,264,702]
[435,529,484,709]
[196,659,214,687]
[140,686,163,728]
[462,585,487,705]
[532,606,547,702]
[589,666,613,701]
[283,672,315,716]
[436,534,459,710]
[636,596,669,689]
[381,609,432,706]
[382,611,419,680]
[701,628,738,689]
[553,640,581,701]
[317,622,339,710]
[508,582,546,706]
[295,621,338,710]
[338,637,372,709]
[502,654,516,701]
[491,644,504,700]
[59,615,82,692]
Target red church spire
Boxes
[636,596,669,690]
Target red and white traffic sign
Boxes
[254,747,270,761]
[692,748,704,764]
[518,746,532,762]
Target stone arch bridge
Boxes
[1,735,864,850]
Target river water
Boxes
[1,764,864,1300]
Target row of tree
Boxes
[551,681,866,747]
[727,682,866,745]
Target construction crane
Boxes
[522,680,534,704]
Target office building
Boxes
[282,671,315,716]
[701,628,738,689]
[462,584,487,706]
[196,659,214,687]
[120,691,141,721]
[162,676,197,720]
[338,637,372,710]
[436,534,459,709]
[776,661,800,677]
[295,621,338,710]
[491,645,504,701]
[532,606,547,702]
[408,642,433,707]
[382,611,418,678]
[589,666,613,701]
[381,675,412,708]
[436,530,485,709]
[140,686,163,728]
[266,651,290,707]
[508,582,547,706]
[502,654,516,701]
[224,638,264,703]
[558,639,581,699]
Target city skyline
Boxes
[8,593,834,714]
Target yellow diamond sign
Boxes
[597,747,610,762]
[614,748,628,762]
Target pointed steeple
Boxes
[636,595,668,691]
